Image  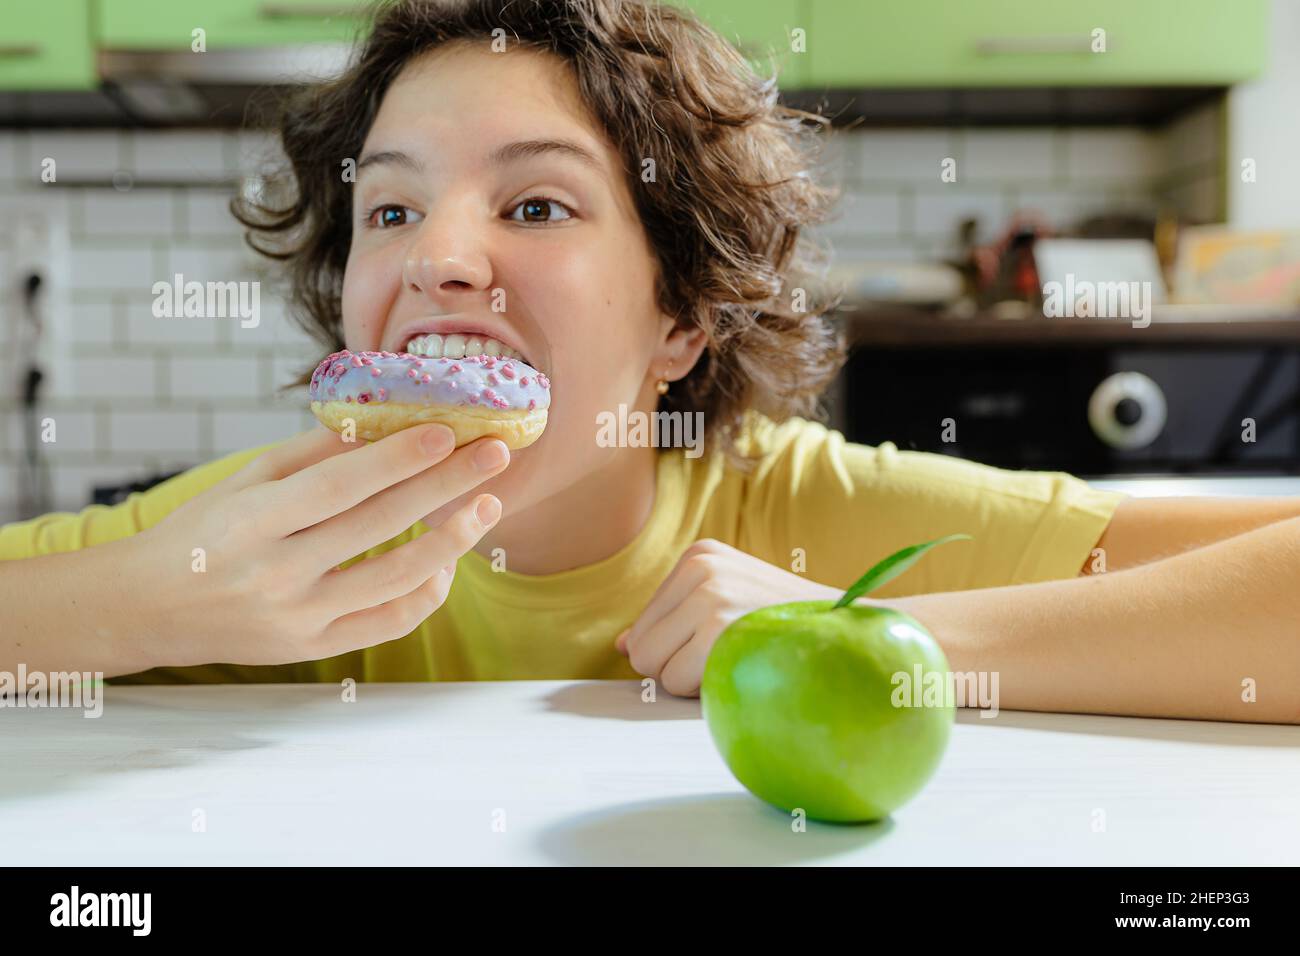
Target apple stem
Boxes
[832,534,973,609]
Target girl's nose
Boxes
[402,221,492,296]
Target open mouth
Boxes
[399,331,543,375]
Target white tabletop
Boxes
[1088,474,1300,498]
[3,680,1297,865]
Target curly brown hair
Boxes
[234,0,846,471]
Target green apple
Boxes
[701,534,970,824]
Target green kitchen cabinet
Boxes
[805,0,1268,87]
[95,0,810,88]
[98,0,810,84]
[687,0,809,87]
[0,0,96,90]
[96,0,378,48]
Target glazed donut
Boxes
[308,348,550,449]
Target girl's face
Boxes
[341,41,701,528]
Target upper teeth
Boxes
[404,333,527,364]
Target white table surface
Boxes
[1087,474,1300,498]
[7,474,1298,866]
[4,680,1298,865]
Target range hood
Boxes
[0,44,355,127]
[781,85,1227,127]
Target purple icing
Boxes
[308,349,551,411]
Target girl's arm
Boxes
[0,425,508,679]
[0,535,157,678]
[890,513,1300,724]
[1081,495,1300,574]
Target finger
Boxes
[230,425,358,490]
[633,541,728,625]
[314,493,500,618]
[625,592,709,681]
[290,437,509,571]
[250,423,457,537]
[659,633,714,698]
[318,565,454,659]
[621,552,712,655]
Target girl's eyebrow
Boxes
[356,138,605,178]
[356,149,424,175]
[488,138,604,174]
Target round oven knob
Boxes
[1088,372,1166,450]
[1113,397,1143,427]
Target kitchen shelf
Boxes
[841,305,1300,347]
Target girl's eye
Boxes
[365,204,424,229]
[507,197,573,224]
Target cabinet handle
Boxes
[258,3,361,18]
[0,44,42,58]
[975,36,1098,55]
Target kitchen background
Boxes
[1,0,1299,523]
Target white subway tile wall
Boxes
[962,129,1058,183]
[0,129,320,522]
[25,130,126,180]
[131,130,233,182]
[0,116,1223,523]
[1061,128,1164,182]
[0,136,19,185]
[808,102,1224,262]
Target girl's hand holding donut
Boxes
[124,423,509,669]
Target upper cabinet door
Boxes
[0,0,95,90]
[97,0,377,48]
[685,0,810,88]
[805,0,1268,87]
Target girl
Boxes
[2,0,1297,723]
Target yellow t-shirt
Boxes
[0,414,1125,685]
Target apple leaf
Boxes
[832,533,972,609]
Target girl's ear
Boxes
[658,323,709,380]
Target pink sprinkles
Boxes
[311,347,548,413]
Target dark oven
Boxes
[843,343,1300,477]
